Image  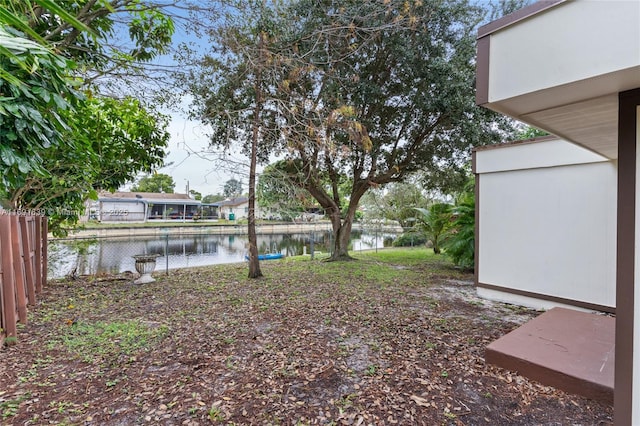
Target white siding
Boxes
[475,139,606,174]
[99,201,145,222]
[488,1,640,103]
[220,203,251,219]
[477,141,617,309]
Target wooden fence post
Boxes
[0,217,5,347]
[0,216,18,343]
[0,214,48,347]
[19,216,36,305]
[42,217,48,286]
[10,216,28,323]
[35,216,43,294]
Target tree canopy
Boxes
[258,161,318,221]
[8,97,169,235]
[223,178,243,199]
[0,18,83,188]
[202,193,225,204]
[2,0,176,95]
[184,0,518,260]
[180,0,287,277]
[1,0,174,235]
[361,181,433,228]
[131,173,176,193]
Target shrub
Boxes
[443,180,475,270]
[392,231,427,247]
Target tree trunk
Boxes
[247,159,262,277]
[432,234,439,254]
[328,210,354,261]
[325,183,369,261]
[247,198,262,277]
[247,31,265,279]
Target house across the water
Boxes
[94,192,213,222]
[216,197,249,220]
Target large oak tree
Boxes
[185,0,518,261]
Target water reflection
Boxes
[48,230,396,278]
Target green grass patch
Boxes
[282,248,431,287]
[56,320,169,363]
[0,393,30,420]
[354,247,436,264]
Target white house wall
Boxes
[220,204,255,219]
[475,138,606,174]
[99,201,145,222]
[488,1,640,105]
[477,142,617,310]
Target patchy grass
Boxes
[0,248,612,425]
[52,320,169,364]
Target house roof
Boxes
[215,197,248,207]
[98,191,200,204]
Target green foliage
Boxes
[7,97,169,236]
[0,0,174,235]
[443,180,475,270]
[516,125,549,140]
[413,203,452,254]
[392,231,427,248]
[185,0,517,258]
[57,320,169,364]
[208,405,225,422]
[0,392,30,419]
[258,161,317,220]
[223,178,243,199]
[183,0,518,260]
[362,182,432,228]
[8,0,176,93]
[131,173,175,193]
[127,6,175,62]
[202,194,225,203]
[0,26,82,188]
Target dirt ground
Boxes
[0,251,613,425]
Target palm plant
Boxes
[413,203,452,254]
[442,180,475,269]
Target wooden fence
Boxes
[0,214,47,346]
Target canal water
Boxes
[48,230,398,278]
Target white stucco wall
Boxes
[476,139,617,310]
[488,0,640,103]
[220,203,250,219]
[99,201,145,222]
[475,139,607,173]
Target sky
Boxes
[154,96,260,197]
[132,3,252,198]
[159,112,232,197]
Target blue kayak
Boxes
[245,253,284,261]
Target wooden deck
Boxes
[485,307,614,404]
